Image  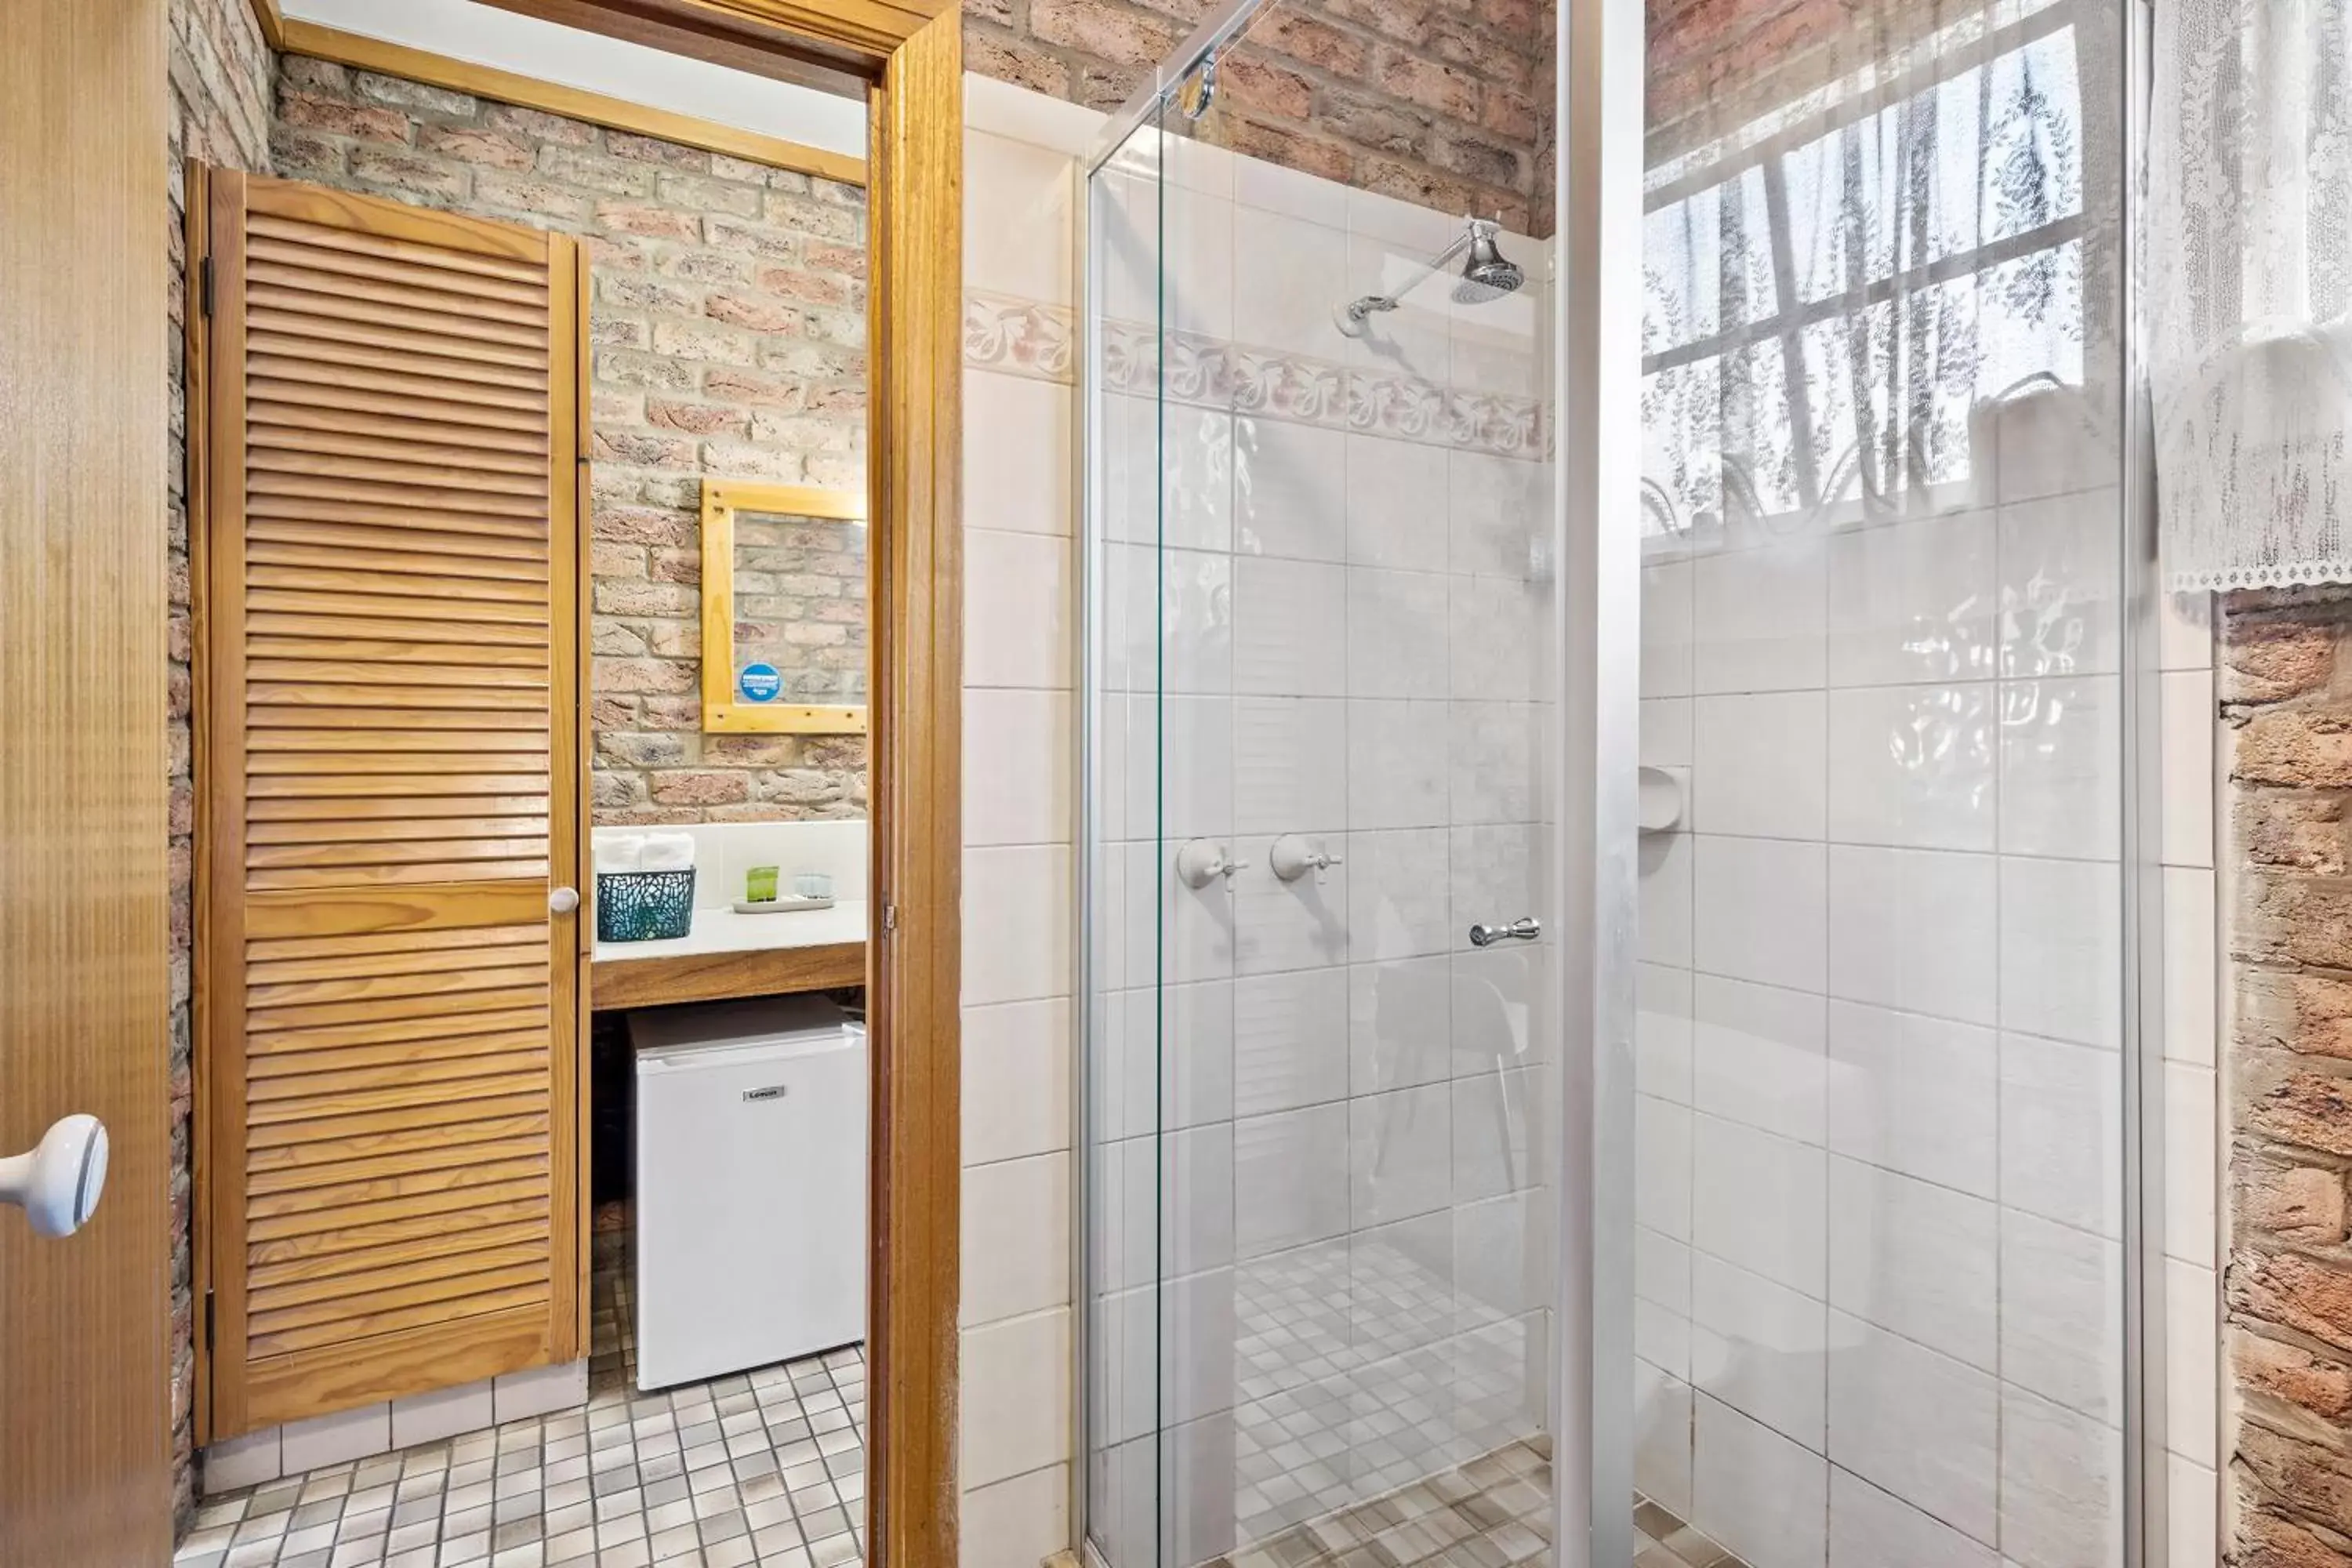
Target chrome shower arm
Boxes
[1342,224,1476,325]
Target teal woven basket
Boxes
[596,869,695,942]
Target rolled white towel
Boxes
[639,832,696,872]
[593,834,645,873]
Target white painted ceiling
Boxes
[282,0,868,158]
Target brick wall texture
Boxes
[2223,588,2352,1568]
[169,0,274,1527]
[1644,0,1966,160]
[268,57,871,828]
[964,0,1558,234]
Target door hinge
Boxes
[199,256,214,319]
[881,903,898,935]
[202,1287,216,1355]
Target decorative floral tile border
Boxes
[964,291,1552,460]
[964,290,1076,385]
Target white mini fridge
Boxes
[630,996,866,1391]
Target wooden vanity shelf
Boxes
[590,939,865,1011]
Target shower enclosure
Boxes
[1078,0,2161,1563]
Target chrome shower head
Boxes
[1338,216,1524,336]
[1452,220,1523,303]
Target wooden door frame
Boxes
[477,5,966,1562]
[211,0,960,1554]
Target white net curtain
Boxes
[2151,0,2352,590]
[1641,0,2109,546]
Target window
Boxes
[1641,3,2092,540]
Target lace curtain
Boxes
[2151,0,2352,590]
[1640,9,2096,543]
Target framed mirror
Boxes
[699,479,869,734]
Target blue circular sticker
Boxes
[737,662,782,702]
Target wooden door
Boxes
[197,169,590,1435]
[0,1,175,1559]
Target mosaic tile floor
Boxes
[1194,1435,1743,1568]
[1225,1232,1544,1548]
[1208,1439,1552,1568]
[173,1234,867,1568]
[1633,1498,1747,1568]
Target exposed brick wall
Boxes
[168,0,274,1528]
[964,0,1558,234]
[2223,588,2352,1568]
[1645,0,1969,162]
[267,57,870,826]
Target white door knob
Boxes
[550,886,581,914]
[0,1114,108,1238]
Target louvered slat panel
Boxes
[243,252,550,328]
[247,772,549,799]
[205,172,583,1434]
[245,1105,550,1164]
[246,959,549,1007]
[247,1219,554,1294]
[246,540,553,582]
[247,1033,554,1085]
[249,1283,553,1361]
[242,1196,552,1270]
[248,517,552,561]
[247,684,549,713]
[250,1249,551,1336]
[244,357,549,425]
[243,399,552,457]
[247,815,552,845]
[246,484,551,532]
[244,282,552,351]
[245,612,548,646]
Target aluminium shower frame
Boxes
[1071,0,2175,1561]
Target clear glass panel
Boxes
[1087,92,1170,1568]
[1632,3,2129,1566]
[1083,2,1562,1557]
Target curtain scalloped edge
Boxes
[2167,562,2352,593]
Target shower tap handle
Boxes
[1468,917,1541,947]
[1268,833,1341,886]
[1174,839,1240,891]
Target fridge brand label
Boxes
[742,1085,788,1102]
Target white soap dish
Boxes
[731,896,838,914]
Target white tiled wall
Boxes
[2158,588,2222,1566]
[1083,119,1555,1565]
[200,1363,587,1496]
[956,77,1092,1568]
[1635,502,2226,1565]
[1635,417,2140,1566]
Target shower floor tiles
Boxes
[1201,1441,1747,1568]
[1210,1438,1552,1568]
[175,1232,866,1568]
[1632,1499,1747,1568]
[1229,1235,1540,1545]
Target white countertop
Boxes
[593,899,868,964]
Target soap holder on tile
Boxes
[1637,765,1686,834]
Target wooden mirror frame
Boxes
[484,4,965,1561]
[699,479,871,735]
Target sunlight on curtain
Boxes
[1642,6,2100,545]
[2151,0,2352,589]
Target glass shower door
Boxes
[1085,90,1178,1568]
[1082,24,1563,1562]
[1630,3,2143,1566]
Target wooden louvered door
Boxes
[198,170,589,1434]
